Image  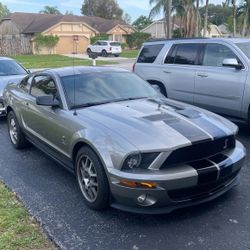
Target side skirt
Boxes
[25,132,75,174]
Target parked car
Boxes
[87,40,122,57]
[3,66,245,214]
[0,57,28,117]
[134,38,250,124]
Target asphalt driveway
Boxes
[0,118,250,250]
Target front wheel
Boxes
[7,111,28,149]
[86,48,92,55]
[75,146,110,210]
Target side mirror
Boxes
[36,95,60,107]
[222,58,243,70]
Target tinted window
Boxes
[19,76,32,92]
[0,60,27,76]
[165,45,177,64]
[236,42,250,59]
[60,72,157,108]
[137,44,164,63]
[173,44,200,65]
[203,44,238,67]
[99,42,107,46]
[31,75,57,97]
[110,42,120,46]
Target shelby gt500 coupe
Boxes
[3,66,245,214]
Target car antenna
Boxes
[73,40,77,116]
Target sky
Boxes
[2,0,224,22]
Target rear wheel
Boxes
[75,146,110,210]
[101,50,108,57]
[7,111,28,149]
[114,54,119,57]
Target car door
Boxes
[194,43,247,118]
[163,43,202,104]
[22,74,72,156]
[91,41,100,53]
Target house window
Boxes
[114,35,122,42]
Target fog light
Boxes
[137,194,157,206]
[119,180,157,189]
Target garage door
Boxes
[56,36,89,54]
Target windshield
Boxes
[60,72,157,108]
[236,42,250,59]
[0,60,27,76]
[110,42,120,46]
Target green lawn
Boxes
[12,55,116,69]
[0,182,56,250]
[120,49,138,58]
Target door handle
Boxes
[197,73,208,78]
[163,70,171,74]
[25,102,29,106]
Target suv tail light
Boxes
[109,47,112,51]
[132,63,136,72]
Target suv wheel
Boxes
[75,146,110,210]
[101,50,108,57]
[7,111,28,149]
[87,48,92,55]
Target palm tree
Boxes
[39,6,61,15]
[238,0,249,37]
[195,0,201,37]
[203,0,209,37]
[149,0,172,38]
[226,0,237,37]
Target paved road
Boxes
[0,117,250,250]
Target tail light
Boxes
[109,47,112,51]
[132,63,136,72]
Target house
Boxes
[141,19,180,38]
[201,24,223,38]
[0,12,135,55]
[218,24,232,38]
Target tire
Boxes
[101,50,108,57]
[7,111,28,149]
[86,48,92,55]
[75,146,110,210]
[114,54,119,57]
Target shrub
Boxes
[126,32,151,49]
[34,33,59,54]
[90,34,109,44]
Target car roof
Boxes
[143,37,250,45]
[0,57,15,61]
[44,66,129,77]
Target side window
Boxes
[19,76,32,92]
[171,43,201,65]
[31,75,57,97]
[165,45,177,64]
[137,44,164,63]
[203,43,239,67]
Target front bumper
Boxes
[108,140,245,214]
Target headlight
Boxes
[122,152,159,170]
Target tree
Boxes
[226,0,237,37]
[0,2,10,18]
[238,0,249,37]
[81,0,123,20]
[132,15,153,31]
[203,0,209,37]
[195,0,202,37]
[123,13,131,24]
[39,6,61,15]
[65,10,74,15]
[149,0,172,38]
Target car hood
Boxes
[0,75,25,96]
[77,98,237,151]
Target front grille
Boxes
[161,135,235,168]
[168,169,239,202]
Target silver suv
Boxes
[134,38,250,123]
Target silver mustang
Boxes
[3,66,245,214]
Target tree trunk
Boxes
[233,0,237,37]
[167,0,172,38]
[203,0,209,37]
[195,0,200,37]
[242,3,249,37]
